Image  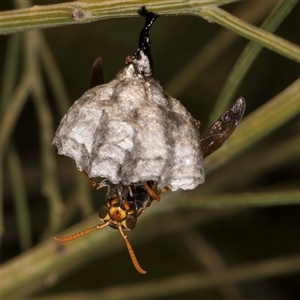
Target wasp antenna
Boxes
[54,222,110,243]
[118,224,147,274]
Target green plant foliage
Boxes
[1,1,300,299]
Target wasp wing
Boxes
[89,57,106,89]
[200,97,246,159]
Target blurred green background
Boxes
[1,1,300,299]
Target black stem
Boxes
[135,7,158,71]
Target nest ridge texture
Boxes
[53,63,204,191]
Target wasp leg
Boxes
[141,181,161,201]
[80,170,109,190]
[161,186,169,193]
[128,185,134,198]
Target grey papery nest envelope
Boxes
[52,60,204,191]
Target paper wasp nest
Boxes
[53,9,204,191]
[53,63,204,191]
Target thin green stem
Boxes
[0,0,237,35]
[198,5,300,64]
[7,145,32,250]
[165,1,275,97]
[0,33,22,108]
[75,171,94,217]
[24,31,65,238]
[0,32,25,235]
[59,171,94,230]
[181,228,243,299]
[37,254,300,300]
[37,31,71,115]
[209,0,298,123]
[173,190,300,208]
[0,75,31,156]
